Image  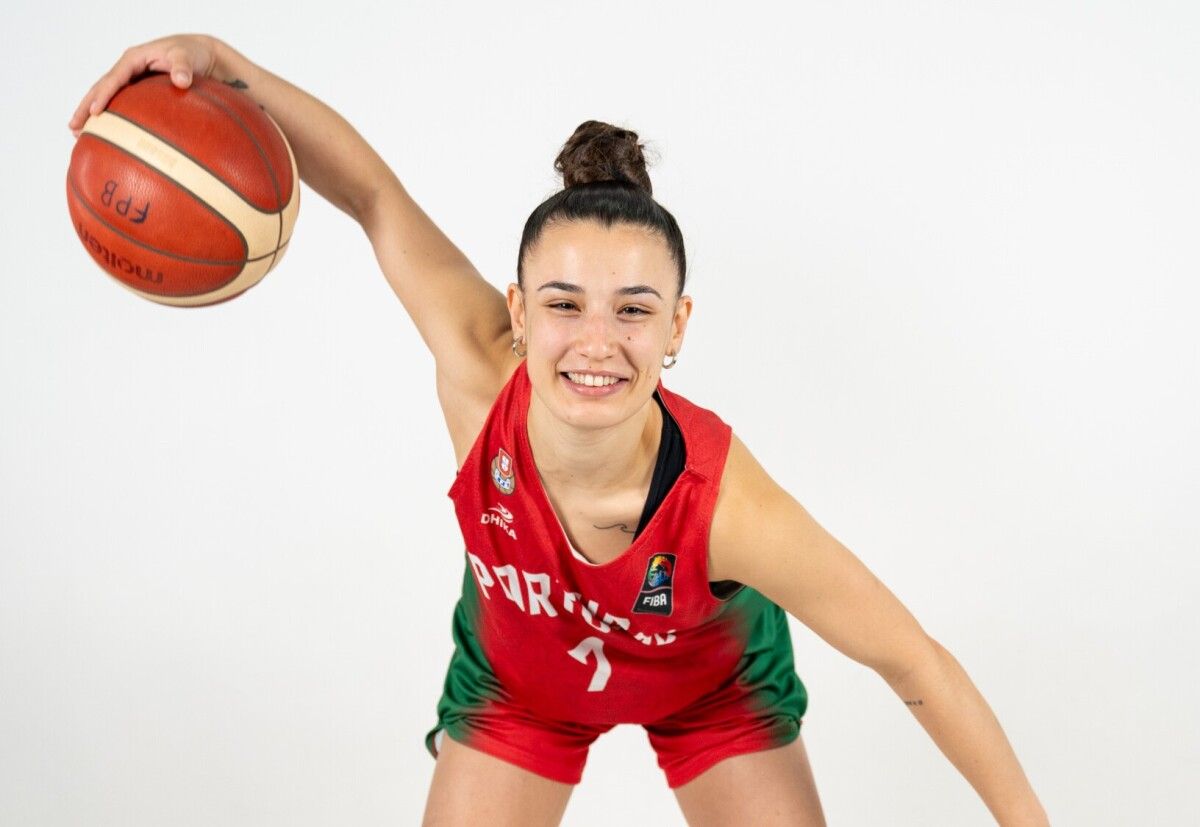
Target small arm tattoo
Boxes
[904,699,924,707]
[594,522,636,535]
[223,78,249,90]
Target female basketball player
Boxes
[70,35,1050,826]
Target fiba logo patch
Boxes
[632,553,676,616]
[491,447,516,495]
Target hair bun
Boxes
[554,120,654,195]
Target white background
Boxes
[2,1,1197,824]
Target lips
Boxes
[559,372,627,396]
[563,371,623,387]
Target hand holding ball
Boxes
[67,73,299,307]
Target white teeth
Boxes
[566,372,620,387]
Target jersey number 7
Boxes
[567,636,611,692]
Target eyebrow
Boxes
[536,280,663,300]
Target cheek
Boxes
[528,319,568,347]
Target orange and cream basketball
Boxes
[66,74,299,307]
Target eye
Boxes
[548,301,577,311]
[620,306,649,317]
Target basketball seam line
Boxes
[68,173,289,269]
[70,132,255,264]
[71,175,293,302]
[189,85,287,275]
[102,108,286,218]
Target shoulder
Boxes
[708,432,783,582]
[708,434,940,679]
[708,432,821,590]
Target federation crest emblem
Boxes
[490,447,516,495]
[632,552,676,616]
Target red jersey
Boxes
[434,361,803,726]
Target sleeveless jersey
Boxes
[439,361,804,726]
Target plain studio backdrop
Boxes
[2,1,1196,824]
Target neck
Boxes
[527,393,662,494]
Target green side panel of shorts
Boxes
[722,586,808,726]
[424,557,506,758]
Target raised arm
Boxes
[708,434,1050,825]
[70,35,516,458]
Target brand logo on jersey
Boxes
[632,553,676,616]
[491,447,516,495]
[481,503,517,540]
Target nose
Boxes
[574,309,617,360]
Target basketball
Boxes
[66,74,299,307]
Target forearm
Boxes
[882,641,1049,825]
[206,37,396,221]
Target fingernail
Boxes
[173,70,191,84]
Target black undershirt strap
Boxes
[633,391,744,601]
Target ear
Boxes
[667,293,694,358]
[506,283,526,340]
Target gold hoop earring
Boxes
[662,352,677,369]
[512,336,527,358]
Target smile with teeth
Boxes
[565,372,623,387]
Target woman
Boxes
[70,35,1050,826]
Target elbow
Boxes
[350,181,384,230]
[351,173,403,232]
[876,634,947,684]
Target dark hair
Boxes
[517,120,687,296]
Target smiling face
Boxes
[508,220,692,431]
